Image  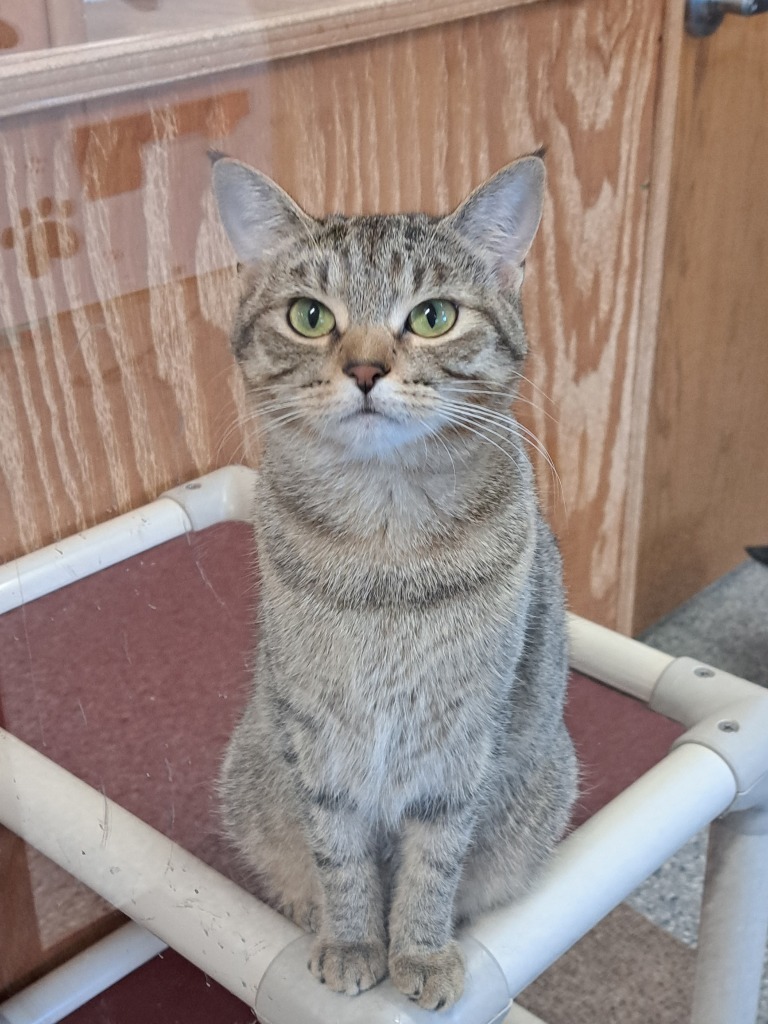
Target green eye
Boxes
[288,298,336,338]
[406,299,457,339]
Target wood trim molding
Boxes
[616,0,685,634]
[0,0,543,119]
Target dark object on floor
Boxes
[640,560,768,689]
[747,546,768,566]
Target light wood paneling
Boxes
[0,830,122,999]
[634,15,768,632]
[616,0,684,632]
[0,0,665,625]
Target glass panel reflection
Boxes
[0,523,255,982]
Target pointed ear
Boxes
[211,157,312,265]
[448,157,545,290]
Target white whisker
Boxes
[418,420,458,497]
[257,410,306,433]
[439,406,526,462]
[439,385,558,426]
[511,370,555,405]
[438,412,522,471]
[437,398,565,513]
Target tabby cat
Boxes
[212,154,577,1012]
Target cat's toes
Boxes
[308,938,388,995]
[389,941,465,1011]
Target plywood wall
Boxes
[0,0,665,629]
[634,14,768,631]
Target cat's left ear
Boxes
[448,156,545,291]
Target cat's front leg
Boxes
[388,798,475,1010]
[302,787,387,995]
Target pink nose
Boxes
[343,362,389,394]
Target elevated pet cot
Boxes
[0,467,767,1024]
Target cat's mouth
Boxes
[342,408,386,421]
[343,396,387,419]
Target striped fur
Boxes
[213,156,577,1010]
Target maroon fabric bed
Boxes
[0,523,682,1023]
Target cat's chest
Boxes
[258,512,530,711]
[263,597,521,819]
[302,671,495,823]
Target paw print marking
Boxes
[1,197,81,279]
[0,20,20,50]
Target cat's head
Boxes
[212,155,544,463]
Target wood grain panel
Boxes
[0,0,664,620]
[0,834,122,999]
[634,15,768,632]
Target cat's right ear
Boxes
[211,156,312,265]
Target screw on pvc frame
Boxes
[651,657,768,812]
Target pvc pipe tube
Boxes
[690,808,768,1024]
[567,614,673,703]
[0,499,191,614]
[0,727,302,1006]
[468,743,737,997]
[0,923,167,1024]
[253,933,512,1024]
[1,467,759,1024]
[0,466,257,615]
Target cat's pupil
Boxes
[424,304,437,329]
[307,303,320,329]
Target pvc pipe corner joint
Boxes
[254,935,511,1024]
[651,657,768,815]
[161,465,257,532]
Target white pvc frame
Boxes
[1,467,767,1024]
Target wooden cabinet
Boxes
[634,14,768,632]
[0,0,699,993]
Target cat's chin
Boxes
[326,412,436,463]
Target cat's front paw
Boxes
[389,941,465,1010]
[308,937,388,995]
